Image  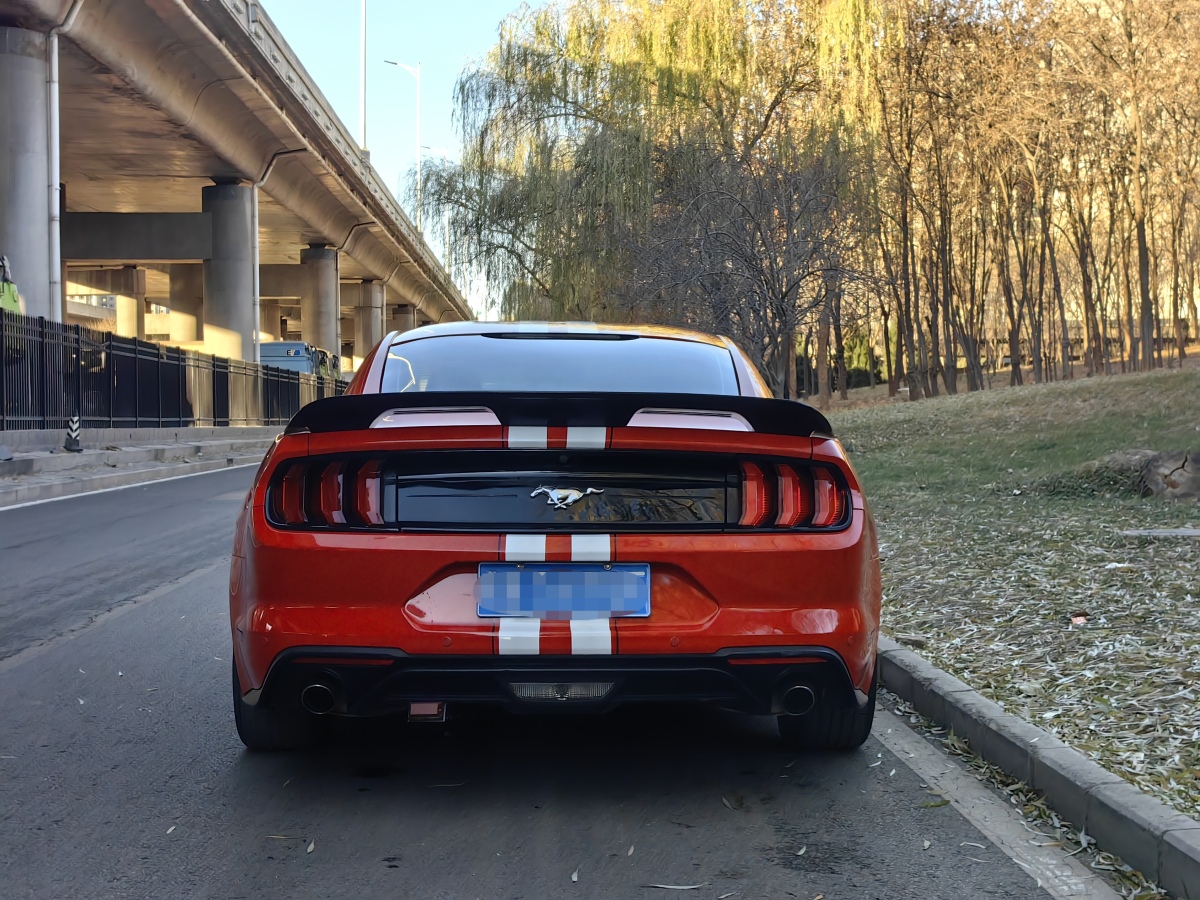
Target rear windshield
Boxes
[380,334,740,395]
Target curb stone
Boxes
[878,635,1200,897]
[0,453,265,508]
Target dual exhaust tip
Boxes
[780,683,816,716]
[300,682,338,715]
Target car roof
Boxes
[389,321,730,349]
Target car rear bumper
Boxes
[241,645,870,717]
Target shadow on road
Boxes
[228,703,806,809]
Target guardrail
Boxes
[0,311,346,430]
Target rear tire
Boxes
[232,661,324,751]
[777,664,877,752]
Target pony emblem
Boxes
[530,486,604,509]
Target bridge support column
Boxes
[259,299,282,342]
[114,267,146,340]
[0,28,52,320]
[202,182,255,360]
[390,303,416,335]
[168,264,203,343]
[300,244,339,354]
[355,280,384,361]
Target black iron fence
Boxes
[1,311,346,431]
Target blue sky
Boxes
[265,0,524,210]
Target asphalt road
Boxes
[0,469,1106,899]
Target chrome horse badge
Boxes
[530,486,604,509]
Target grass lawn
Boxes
[830,367,1200,820]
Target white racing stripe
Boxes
[570,619,613,655]
[570,534,611,561]
[504,534,547,561]
[566,427,607,448]
[495,533,617,655]
[498,617,541,655]
[507,426,547,449]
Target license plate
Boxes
[477,563,651,619]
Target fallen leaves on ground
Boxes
[834,370,1200,823]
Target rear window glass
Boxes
[381,334,740,395]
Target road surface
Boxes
[0,469,1112,898]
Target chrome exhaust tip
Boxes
[300,682,337,715]
[781,684,816,716]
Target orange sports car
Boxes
[229,323,882,751]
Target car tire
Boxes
[232,661,324,752]
[777,664,877,752]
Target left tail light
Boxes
[268,459,387,528]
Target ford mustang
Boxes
[229,323,881,751]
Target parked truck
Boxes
[259,341,340,378]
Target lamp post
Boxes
[359,0,367,152]
[385,60,422,232]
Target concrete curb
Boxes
[0,453,265,508]
[0,440,273,478]
[0,426,281,454]
[878,635,1200,897]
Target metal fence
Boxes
[0,311,346,431]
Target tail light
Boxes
[740,461,849,530]
[269,459,387,528]
[739,462,771,526]
[812,467,846,527]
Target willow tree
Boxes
[420,0,846,389]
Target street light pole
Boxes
[359,0,367,152]
[385,60,422,232]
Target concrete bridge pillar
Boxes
[355,280,384,361]
[113,267,146,340]
[300,244,339,354]
[168,264,203,343]
[390,303,416,335]
[259,299,282,342]
[0,28,52,320]
[202,182,255,360]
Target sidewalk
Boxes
[0,429,279,508]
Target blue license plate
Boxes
[477,563,651,619]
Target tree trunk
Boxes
[785,331,797,400]
[900,185,921,401]
[1122,236,1136,374]
[881,300,895,395]
[817,301,832,409]
[1049,227,1070,380]
[832,284,848,401]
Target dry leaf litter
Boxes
[883,689,1168,899]
[832,369,1200,827]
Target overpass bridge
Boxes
[0,0,472,369]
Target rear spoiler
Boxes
[285,392,833,438]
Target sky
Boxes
[264,0,524,225]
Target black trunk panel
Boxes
[382,450,734,530]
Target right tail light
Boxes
[740,461,849,530]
